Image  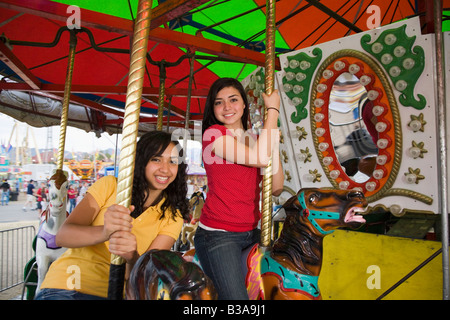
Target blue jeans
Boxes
[194,227,260,300]
[34,288,107,300]
[1,191,9,205]
[69,198,76,213]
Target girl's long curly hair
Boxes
[131,131,189,221]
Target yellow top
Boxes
[40,176,184,298]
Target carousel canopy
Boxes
[0,0,449,137]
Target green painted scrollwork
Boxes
[361,24,426,110]
[282,48,322,123]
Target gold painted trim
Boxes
[364,202,435,217]
[282,185,297,196]
[310,49,403,203]
[384,188,433,205]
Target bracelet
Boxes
[266,107,279,113]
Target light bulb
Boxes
[289,59,299,69]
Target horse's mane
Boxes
[49,169,68,189]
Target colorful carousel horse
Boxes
[126,188,367,300]
[181,193,204,247]
[35,169,69,293]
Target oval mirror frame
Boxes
[310,49,401,202]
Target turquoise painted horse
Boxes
[126,188,367,300]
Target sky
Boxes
[0,113,121,153]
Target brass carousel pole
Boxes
[156,64,166,131]
[56,31,77,170]
[166,96,172,132]
[183,53,195,159]
[148,54,190,131]
[260,0,276,249]
[107,0,153,300]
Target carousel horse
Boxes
[35,169,69,293]
[126,188,367,300]
[181,193,204,247]
[126,249,217,300]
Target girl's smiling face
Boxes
[145,142,179,192]
[213,86,245,130]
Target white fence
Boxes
[0,226,36,292]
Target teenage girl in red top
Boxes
[195,77,284,299]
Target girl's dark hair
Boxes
[131,131,189,221]
[202,77,249,134]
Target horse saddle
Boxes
[37,227,61,250]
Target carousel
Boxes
[0,0,449,300]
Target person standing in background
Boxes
[67,185,78,213]
[79,182,88,197]
[1,179,10,206]
[41,185,48,212]
[36,182,46,215]
[23,179,36,212]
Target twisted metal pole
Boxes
[183,53,195,158]
[147,53,190,131]
[108,0,153,300]
[156,64,166,131]
[433,0,449,300]
[56,31,77,170]
[166,96,172,132]
[260,0,276,249]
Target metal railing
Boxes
[0,226,36,292]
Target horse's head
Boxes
[283,188,368,236]
[48,169,69,213]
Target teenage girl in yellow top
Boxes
[35,131,189,300]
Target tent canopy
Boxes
[0,0,448,136]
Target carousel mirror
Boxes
[329,72,378,183]
[311,50,401,202]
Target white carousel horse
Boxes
[35,169,69,293]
